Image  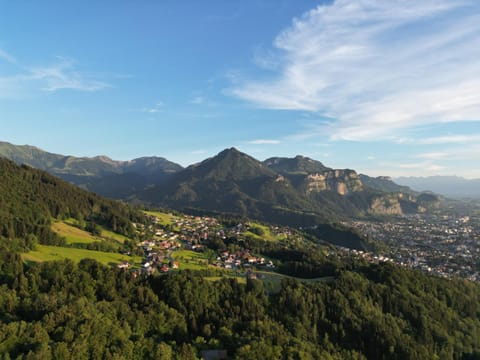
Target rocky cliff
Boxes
[305,169,363,195]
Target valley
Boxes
[1,154,480,358]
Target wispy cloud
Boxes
[415,152,450,160]
[398,162,446,172]
[416,145,480,160]
[30,58,110,92]
[230,0,480,141]
[247,139,281,145]
[0,54,110,98]
[418,134,480,145]
[190,96,206,105]
[0,48,16,63]
[141,101,164,113]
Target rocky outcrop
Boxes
[305,169,363,195]
[369,195,404,215]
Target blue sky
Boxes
[1,0,479,178]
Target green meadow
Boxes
[22,245,142,267]
[246,222,287,241]
[52,221,98,245]
[145,210,177,225]
[171,250,209,270]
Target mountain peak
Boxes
[183,147,274,181]
[264,155,330,174]
[217,147,242,156]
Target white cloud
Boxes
[30,59,110,92]
[230,0,480,141]
[141,101,164,113]
[416,145,480,160]
[398,162,446,172]
[190,96,206,104]
[0,54,110,98]
[418,134,480,144]
[415,152,449,160]
[247,139,281,145]
[0,49,16,63]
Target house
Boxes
[117,262,130,270]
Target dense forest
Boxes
[0,158,144,248]
[1,241,479,359]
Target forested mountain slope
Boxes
[0,158,143,247]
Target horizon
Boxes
[2,139,479,180]
[1,1,480,178]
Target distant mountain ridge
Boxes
[1,141,436,226]
[395,176,480,198]
[136,148,437,226]
[0,140,183,198]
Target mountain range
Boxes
[395,176,480,198]
[0,141,183,198]
[0,141,438,226]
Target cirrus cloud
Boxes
[229,0,480,141]
[0,52,110,98]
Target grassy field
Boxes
[52,221,98,245]
[22,245,142,267]
[171,250,209,270]
[246,222,286,241]
[100,227,130,243]
[53,220,131,245]
[145,210,177,225]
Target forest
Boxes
[1,241,480,359]
[1,157,480,359]
[0,158,144,249]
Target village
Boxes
[118,207,480,283]
[120,212,277,277]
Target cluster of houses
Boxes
[215,249,274,270]
[120,212,285,276]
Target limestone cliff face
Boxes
[368,193,423,215]
[305,169,363,195]
[369,195,404,215]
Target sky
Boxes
[1,0,480,178]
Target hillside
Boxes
[1,141,436,226]
[359,174,416,194]
[137,148,324,225]
[0,157,143,248]
[0,140,183,198]
[137,148,436,226]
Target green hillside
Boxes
[0,157,143,250]
[22,245,142,266]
